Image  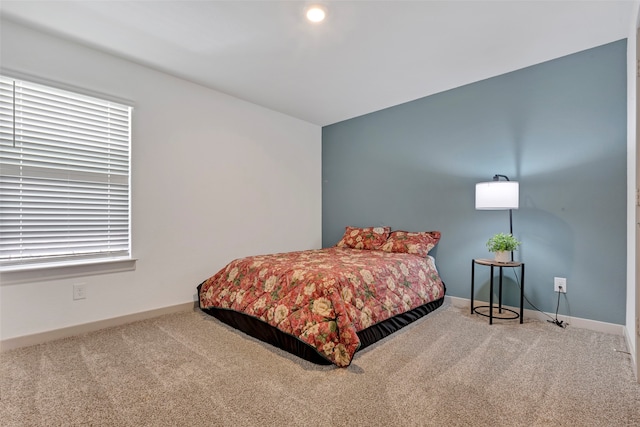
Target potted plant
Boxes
[486,233,521,263]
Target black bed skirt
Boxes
[197,283,446,365]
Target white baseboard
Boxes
[2,297,628,357]
[445,295,625,336]
[0,301,197,352]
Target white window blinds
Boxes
[0,76,132,268]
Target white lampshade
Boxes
[475,181,519,210]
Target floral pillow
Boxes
[335,226,391,250]
[381,231,441,257]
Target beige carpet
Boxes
[1,302,639,426]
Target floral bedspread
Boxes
[198,247,445,367]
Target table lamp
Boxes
[475,174,519,260]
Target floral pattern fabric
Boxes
[199,247,444,367]
[381,231,441,257]
[335,226,390,250]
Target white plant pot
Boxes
[494,251,510,263]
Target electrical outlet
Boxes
[554,277,567,293]
[73,283,87,300]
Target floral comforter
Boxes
[198,247,445,367]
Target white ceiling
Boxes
[0,1,634,126]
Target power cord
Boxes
[511,267,567,329]
[547,288,567,328]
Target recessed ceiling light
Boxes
[306,5,326,23]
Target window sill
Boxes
[0,257,137,285]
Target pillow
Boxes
[381,231,441,257]
[335,226,391,250]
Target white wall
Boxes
[626,1,640,372]
[0,20,322,340]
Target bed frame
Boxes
[198,282,446,365]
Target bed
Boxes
[197,227,445,367]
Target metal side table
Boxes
[471,258,525,324]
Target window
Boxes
[0,76,132,270]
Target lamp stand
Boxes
[509,208,514,261]
[494,174,515,262]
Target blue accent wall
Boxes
[322,40,627,324]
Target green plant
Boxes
[486,233,521,252]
